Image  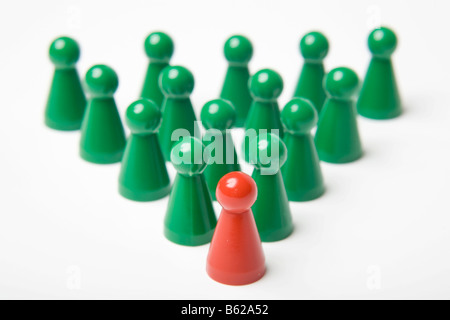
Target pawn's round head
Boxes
[224,35,253,66]
[300,31,329,62]
[249,69,284,101]
[247,133,287,175]
[144,32,174,62]
[159,66,194,98]
[282,98,318,135]
[49,37,80,68]
[85,65,119,97]
[368,27,397,58]
[324,67,359,99]
[216,172,257,214]
[201,99,236,131]
[171,136,207,176]
[126,99,162,135]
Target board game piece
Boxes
[45,37,86,131]
[141,32,174,108]
[357,27,402,119]
[281,98,325,201]
[315,67,363,163]
[158,66,200,162]
[246,133,293,242]
[293,31,329,115]
[80,65,126,164]
[245,69,284,138]
[201,99,241,201]
[206,171,266,286]
[220,35,253,127]
[164,137,217,246]
[119,99,171,202]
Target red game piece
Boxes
[206,172,266,286]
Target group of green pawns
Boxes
[45,27,401,247]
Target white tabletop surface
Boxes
[0,0,449,299]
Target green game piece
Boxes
[220,35,253,127]
[80,65,126,164]
[119,99,171,202]
[158,66,200,162]
[281,98,325,201]
[245,133,293,242]
[141,32,174,108]
[315,67,363,164]
[45,37,86,131]
[164,137,217,246]
[246,69,284,138]
[201,99,241,201]
[293,31,329,115]
[357,27,402,119]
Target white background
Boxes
[0,0,449,300]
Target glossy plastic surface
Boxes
[245,69,284,138]
[158,66,199,161]
[293,32,329,114]
[80,65,126,164]
[45,37,86,131]
[201,99,240,200]
[357,27,402,120]
[246,133,293,242]
[281,98,325,201]
[119,99,171,201]
[141,32,174,108]
[164,137,216,246]
[315,67,363,164]
[220,35,253,127]
[207,172,265,286]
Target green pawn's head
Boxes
[282,98,318,135]
[247,133,287,175]
[160,66,194,98]
[49,37,80,69]
[201,99,236,131]
[171,136,208,176]
[144,32,174,63]
[300,31,329,62]
[126,99,162,135]
[85,65,119,98]
[224,35,253,66]
[324,67,359,100]
[368,27,397,58]
[249,69,284,102]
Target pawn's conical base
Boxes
[315,98,363,164]
[282,134,325,202]
[120,184,171,202]
[220,66,252,128]
[141,62,168,108]
[207,261,266,286]
[80,149,124,164]
[357,107,402,120]
[287,185,325,202]
[45,118,82,131]
[45,68,86,131]
[245,101,284,139]
[317,150,363,164]
[164,227,215,247]
[206,208,266,286]
[80,97,126,165]
[357,58,402,120]
[203,133,241,201]
[293,62,326,115]
[252,170,294,242]
[119,134,171,202]
[164,174,217,246]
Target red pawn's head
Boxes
[216,172,257,214]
